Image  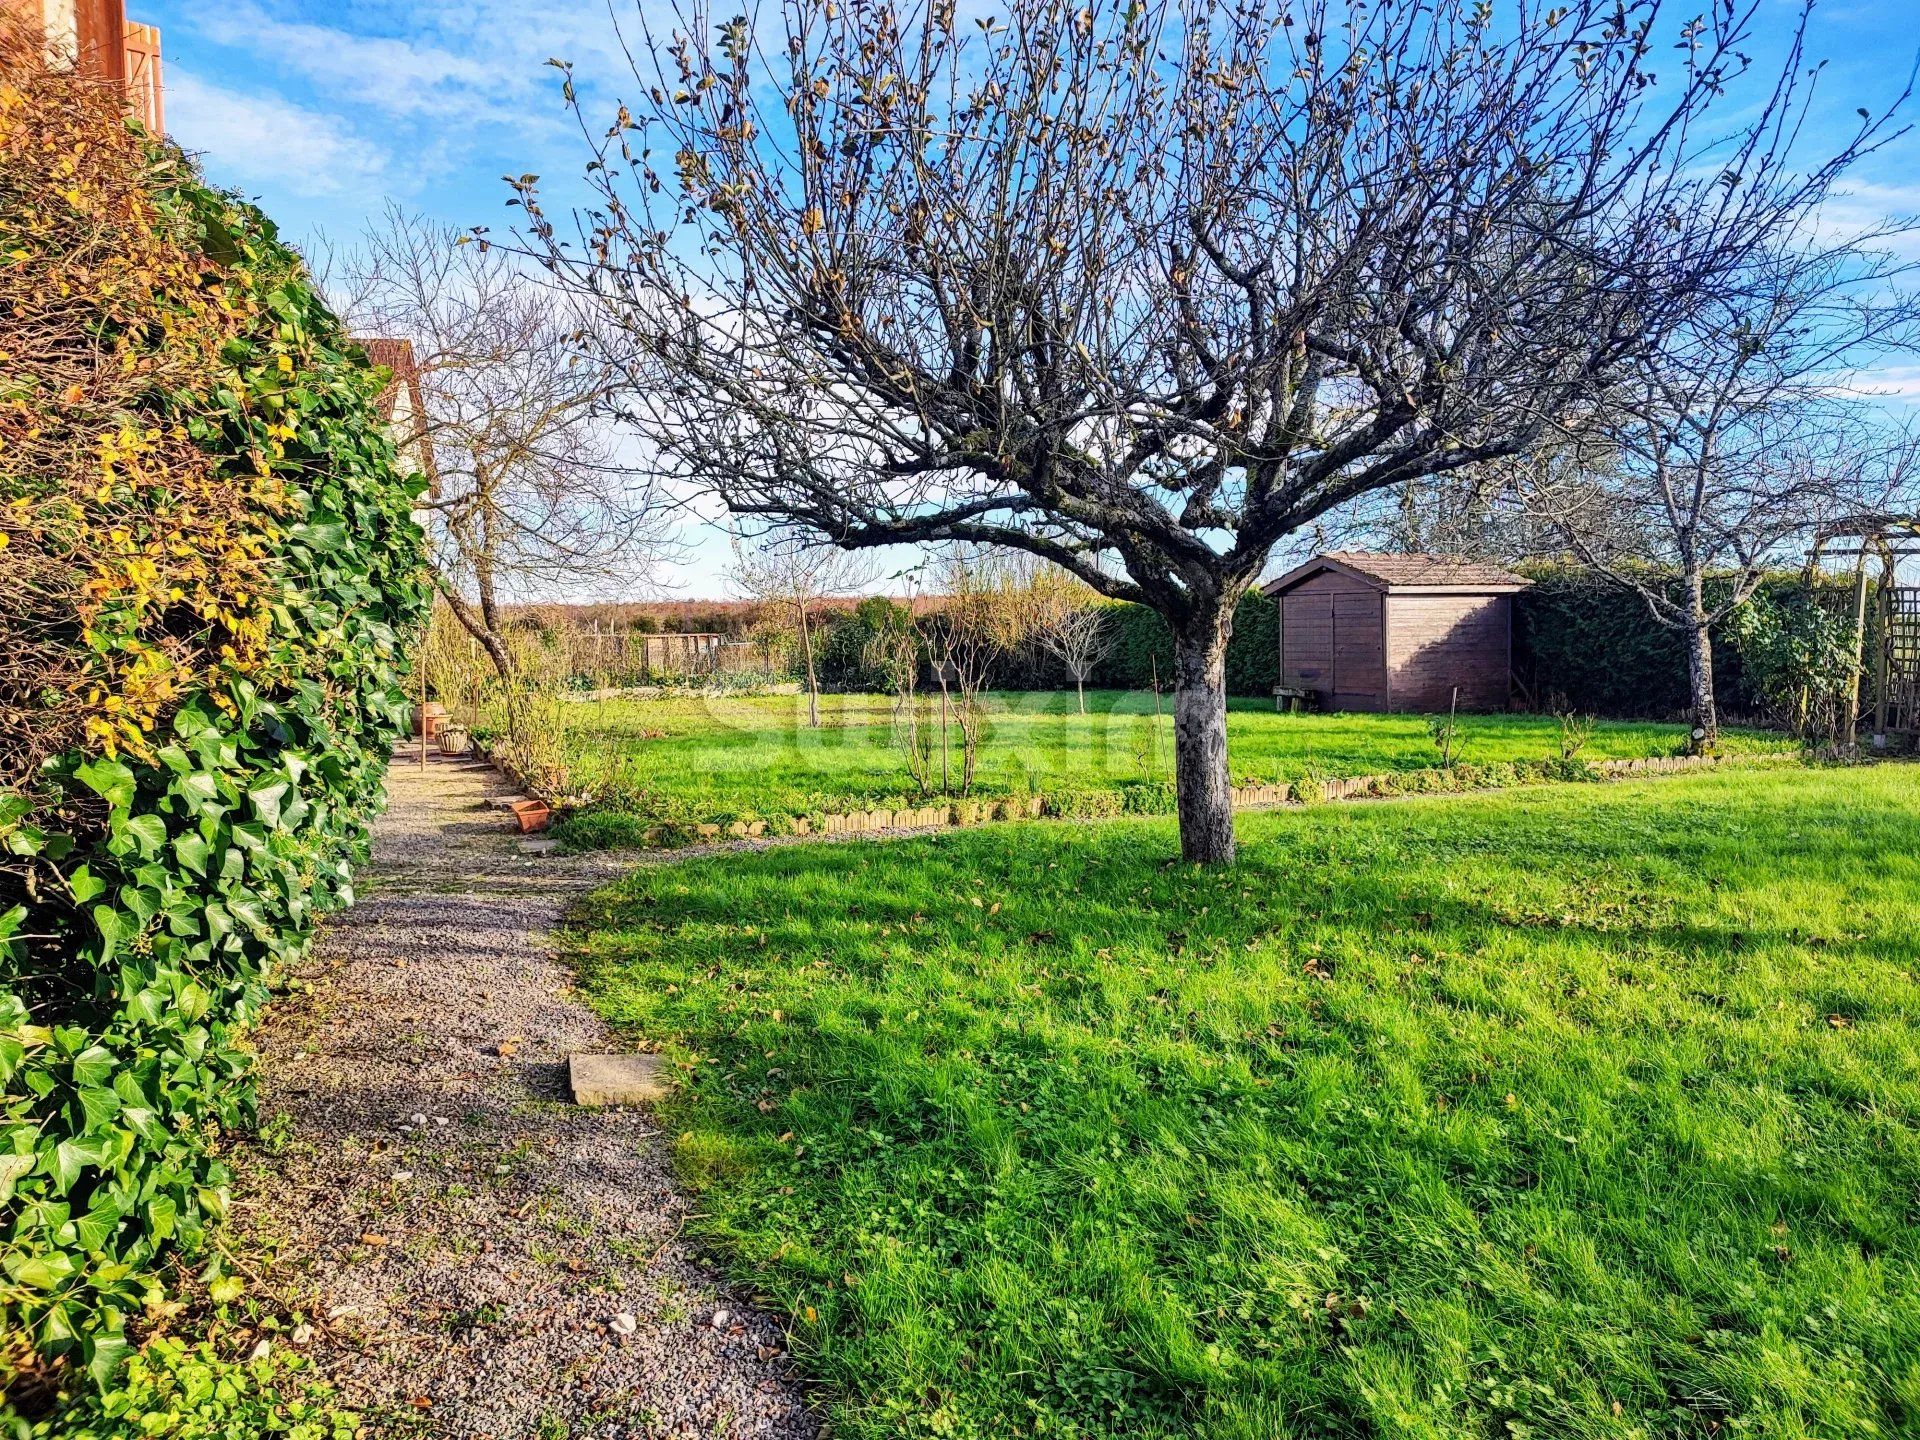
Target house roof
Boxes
[359,337,422,423]
[1261,552,1531,596]
[356,336,438,492]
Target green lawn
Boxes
[571,763,1920,1439]
[555,690,1789,834]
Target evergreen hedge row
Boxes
[1511,565,1864,719]
[1082,591,1280,696]
[0,70,427,1406]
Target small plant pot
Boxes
[438,724,472,756]
[510,799,551,834]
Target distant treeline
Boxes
[501,595,937,638]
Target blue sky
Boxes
[144,0,861,597]
[141,0,1920,596]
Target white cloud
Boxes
[166,70,393,198]
[196,4,506,121]
[1811,180,1920,259]
[1852,364,1920,404]
[190,0,632,129]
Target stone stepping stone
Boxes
[569,1053,668,1107]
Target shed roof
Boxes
[1261,552,1530,597]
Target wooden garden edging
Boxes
[466,744,1789,849]
[768,753,1762,840]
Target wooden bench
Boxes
[1271,686,1315,714]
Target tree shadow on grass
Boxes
[564,771,1920,1437]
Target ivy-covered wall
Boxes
[1,34,427,1405]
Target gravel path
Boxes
[228,753,817,1440]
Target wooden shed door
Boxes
[1332,592,1386,710]
[1283,592,1335,692]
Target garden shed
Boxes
[1260,553,1530,712]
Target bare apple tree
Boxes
[1324,437,1617,563]
[927,548,1038,794]
[335,207,675,684]
[1530,238,1920,749]
[516,0,1902,862]
[862,592,936,793]
[1022,571,1114,715]
[728,531,872,726]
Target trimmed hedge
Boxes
[1512,565,1865,720]
[1084,590,1280,696]
[815,596,916,691]
[0,72,426,1409]
[1072,575,1858,716]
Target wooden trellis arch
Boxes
[1805,516,1920,751]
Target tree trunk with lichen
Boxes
[1684,569,1718,754]
[1171,606,1236,866]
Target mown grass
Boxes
[571,764,1920,1439]
[556,690,1788,838]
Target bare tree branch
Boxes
[515,0,1909,859]
[728,528,874,724]
[1528,235,1920,745]
[331,206,678,683]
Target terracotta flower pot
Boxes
[510,799,551,834]
[415,701,447,739]
[438,724,472,756]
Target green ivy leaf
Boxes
[125,813,167,856]
[74,758,136,810]
[74,1086,122,1130]
[85,1333,133,1388]
[0,1152,36,1205]
[71,1047,114,1087]
[174,771,223,812]
[172,831,210,875]
[249,779,289,828]
[67,866,107,904]
[145,1193,178,1240]
[91,904,133,957]
[5,1250,77,1290]
[292,514,348,552]
[72,1199,122,1252]
[51,1135,110,1193]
